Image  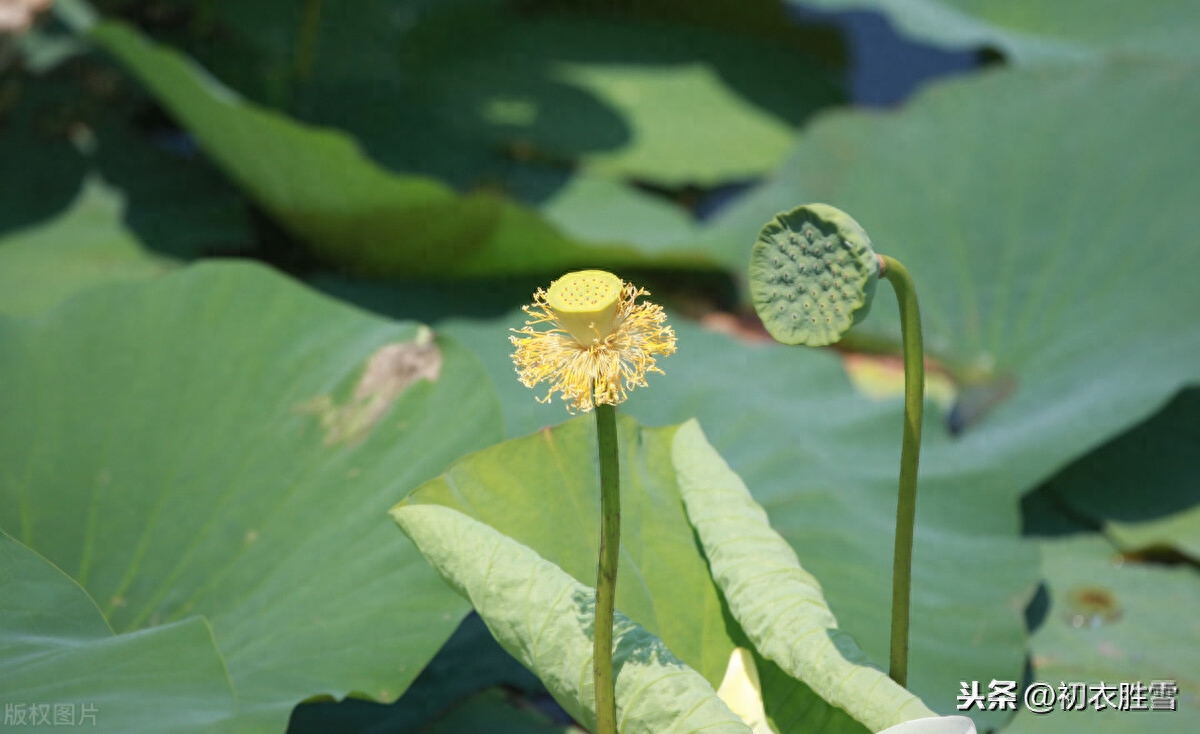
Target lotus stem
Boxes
[594,402,620,734]
[879,255,925,687]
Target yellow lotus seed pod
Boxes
[510,270,677,412]
[545,270,624,345]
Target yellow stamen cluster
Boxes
[510,271,677,413]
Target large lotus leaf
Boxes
[78,19,721,277]
[710,60,1200,400]
[440,314,1040,731]
[673,421,936,732]
[398,414,868,734]
[1039,389,1200,561]
[1004,536,1200,733]
[0,262,503,732]
[788,0,1200,62]
[391,503,753,734]
[0,177,171,316]
[0,531,236,733]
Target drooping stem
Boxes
[593,402,621,734]
[880,255,924,688]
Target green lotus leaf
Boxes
[398,414,868,734]
[0,177,171,316]
[0,262,502,732]
[1004,535,1200,733]
[673,420,935,731]
[391,503,753,734]
[81,20,722,277]
[787,0,1200,63]
[0,531,236,734]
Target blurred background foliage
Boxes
[0,0,1196,732]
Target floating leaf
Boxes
[391,503,753,734]
[0,262,502,731]
[674,420,936,731]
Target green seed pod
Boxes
[749,203,880,346]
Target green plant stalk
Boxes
[593,403,620,734]
[880,255,924,688]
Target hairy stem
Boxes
[594,403,621,734]
[880,255,925,688]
